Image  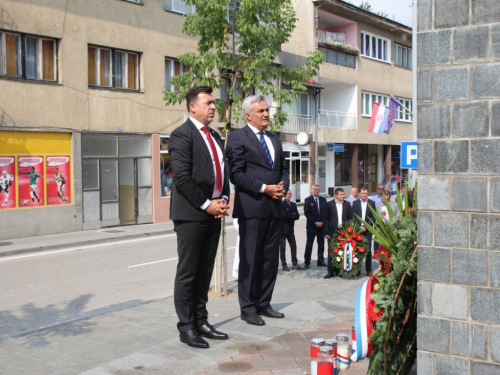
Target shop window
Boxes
[88,45,140,90]
[335,144,353,186]
[0,31,57,81]
[160,136,172,197]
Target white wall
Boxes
[321,83,357,114]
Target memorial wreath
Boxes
[329,221,370,277]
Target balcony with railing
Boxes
[318,109,357,130]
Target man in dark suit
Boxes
[280,189,301,271]
[226,95,289,326]
[168,86,230,349]
[323,187,353,278]
[352,186,376,276]
[303,185,328,269]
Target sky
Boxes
[351,0,414,28]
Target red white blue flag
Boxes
[369,96,401,134]
[343,242,354,271]
[351,278,374,362]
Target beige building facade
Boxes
[0,0,412,239]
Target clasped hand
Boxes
[264,181,285,200]
[206,199,229,219]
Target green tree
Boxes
[163,0,323,133]
[359,1,389,18]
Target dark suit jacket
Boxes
[304,195,328,230]
[226,125,289,219]
[281,200,299,236]
[323,200,353,237]
[168,118,230,221]
[352,198,376,239]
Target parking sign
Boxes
[401,142,418,169]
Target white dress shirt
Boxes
[336,200,343,227]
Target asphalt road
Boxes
[0,217,318,340]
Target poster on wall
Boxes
[0,156,16,209]
[18,156,45,207]
[46,156,71,205]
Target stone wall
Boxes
[417,0,500,373]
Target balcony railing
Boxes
[318,110,357,130]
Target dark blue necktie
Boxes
[259,131,274,169]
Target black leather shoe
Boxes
[304,264,310,269]
[282,265,290,271]
[258,307,285,319]
[292,264,303,270]
[241,312,266,326]
[198,322,228,340]
[317,261,328,267]
[179,329,209,348]
[323,272,334,279]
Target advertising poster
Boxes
[18,156,45,207]
[46,156,71,205]
[0,156,16,209]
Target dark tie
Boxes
[258,131,274,169]
[315,197,320,212]
[201,127,223,192]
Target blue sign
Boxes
[401,141,418,168]
[327,143,344,152]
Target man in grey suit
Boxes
[226,95,289,327]
[168,86,230,349]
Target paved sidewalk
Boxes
[0,221,399,374]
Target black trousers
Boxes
[173,217,221,333]
[238,215,280,314]
[304,227,325,265]
[279,233,298,266]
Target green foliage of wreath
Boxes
[329,221,370,277]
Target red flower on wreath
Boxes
[346,236,352,243]
[339,240,345,247]
[351,240,357,248]
[357,235,363,241]
[374,246,392,274]
[340,230,346,236]
[337,235,343,241]
[347,227,353,233]
[358,246,365,253]
[333,247,339,253]
[367,299,384,322]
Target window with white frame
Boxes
[360,31,390,63]
[282,92,309,116]
[395,97,412,122]
[164,0,195,14]
[88,46,139,90]
[395,44,412,69]
[165,58,190,92]
[0,31,57,81]
[361,92,389,117]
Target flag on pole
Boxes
[369,96,402,134]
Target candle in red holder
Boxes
[317,346,334,375]
[311,338,325,375]
[324,339,337,375]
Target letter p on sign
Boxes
[401,142,418,169]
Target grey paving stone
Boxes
[452,322,488,360]
[490,326,500,363]
[452,177,488,212]
[417,104,450,139]
[418,140,433,175]
[471,361,500,375]
[434,284,468,319]
[472,140,500,174]
[492,101,500,137]
[418,247,451,282]
[472,64,500,99]
[453,249,488,285]
[417,212,433,246]
[435,0,469,29]
[417,282,432,316]
[471,214,500,250]
[472,0,500,24]
[418,31,452,67]
[453,101,489,138]
[435,213,469,248]
[435,354,468,375]
[435,67,469,101]
[493,25,500,59]
[417,317,450,354]
[435,140,469,174]
[417,0,432,32]
[417,351,432,375]
[471,288,500,325]
[491,252,500,287]
[418,69,432,102]
[454,26,489,62]
[417,176,449,210]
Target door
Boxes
[136,158,153,224]
[100,159,120,227]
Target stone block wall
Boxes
[417,0,500,373]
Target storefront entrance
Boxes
[283,143,310,202]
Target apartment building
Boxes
[281,0,413,200]
[0,0,412,239]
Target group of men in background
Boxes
[279,183,399,279]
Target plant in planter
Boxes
[322,39,360,55]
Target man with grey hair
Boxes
[226,95,289,326]
[345,186,358,206]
